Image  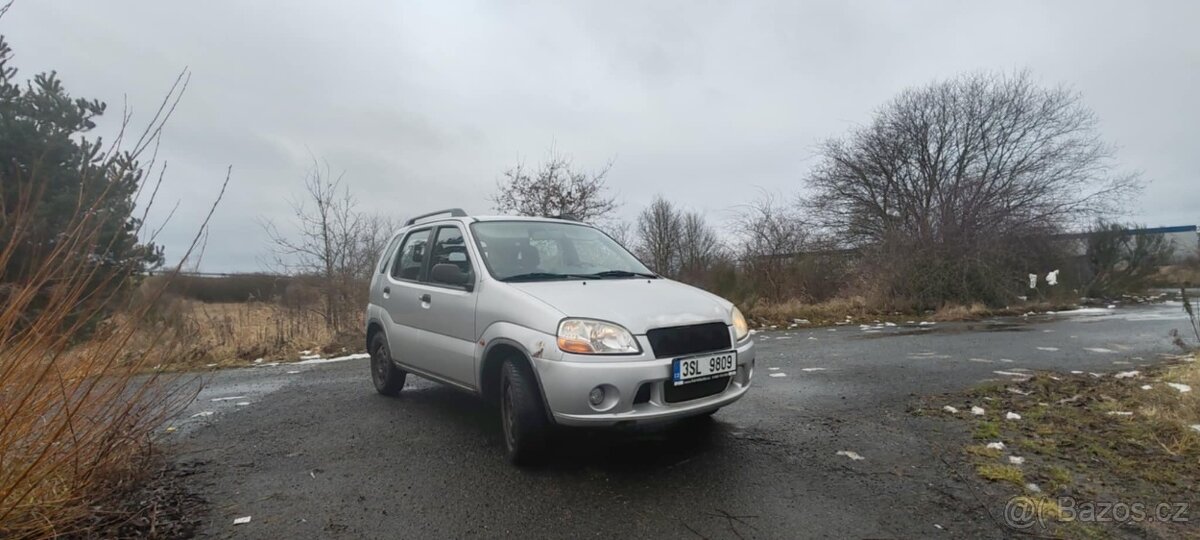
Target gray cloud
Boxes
[5,0,1197,271]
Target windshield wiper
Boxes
[500,272,589,282]
[584,270,659,279]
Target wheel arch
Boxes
[480,338,555,424]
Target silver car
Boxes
[365,209,755,464]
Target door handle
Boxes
[419,293,431,303]
[383,286,391,294]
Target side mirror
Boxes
[431,263,471,290]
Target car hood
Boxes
[505,278,732,334]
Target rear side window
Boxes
[391,229,431,281]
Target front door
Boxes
[405,225,479,388]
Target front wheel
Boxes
[370,332,406,396]
[500,358,549,465]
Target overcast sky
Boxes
[5,1,1198,272]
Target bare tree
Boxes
[600,220,635,250]
[678,211,723,283]
[804,71,1141,307]
[636,195,684,277]
[491,151,618,223]
[734,191,809,299]
[261,160,365,332]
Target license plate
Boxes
[672,351,737,386]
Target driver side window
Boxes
[391,229,431,281]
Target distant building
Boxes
[1056,225,1198,263]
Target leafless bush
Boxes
[261,160,391,332]
[733,191,812,300]
[1083,221,1173,297]
[0,96,228,539]
[804,71,1139,309]
[490,151,618,223]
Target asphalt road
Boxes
[170,303,1193,539]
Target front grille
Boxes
[645,322,731,359]
[663,376,731,403]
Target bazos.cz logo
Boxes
[1004,496,1190,530]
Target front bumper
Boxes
[532,336,755,427]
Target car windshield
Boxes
[470,221,655,282]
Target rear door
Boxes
[403,224,479,388]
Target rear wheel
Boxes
[370,332,406,396]
[500,358,549,465]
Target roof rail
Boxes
[403,208,468,227]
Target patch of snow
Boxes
[1005,412,1022,420]
[1140,385,1153,390]
[998,359,1015,363]
[1046,270,1059,286]
[296,353,370,365]
[919,321,936,326]
[1107,304,1116,309]
[768,367,780,371]
[210,396,247,402]
[253,358,264,364]
[1028,274,1038,288]
[1191,425,1200,434]
[1070,370,1083,374]
[1112,361,1131,365]
[994,371,1029,378]
[1088,372,1104,378]
[1113,371,1140,379]
[793,319,810,325]
[1025,483,1042,493]
[800,367,826,372]
[986,442,1005,450]
[286,370,301,374]
[774,336,793,340]
[1036,347,1059,352]
[236,402,250,406]
[1084,347,1117,354]
[968,358,992,363]
[1009,456,1025,465]
[233,516,251,525]
[1166,383,1192,393]
[298,354,321,361]
[836,450,865,461]
[884,322,896,327]
[807,336,818,340]
[1006,388,1031,396]
[190,411,214,418]
[1106,411,1133,417]
[768,373,787,378]
[971,406,986,416]
[942,406,959,414]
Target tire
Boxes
[369,332,406,396]
[499,358,549,465]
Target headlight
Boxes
[557,319,641,355]
[732,306,750,342]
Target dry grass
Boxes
[744,296,1082,327]
[931,302,989,322]
[124,298,361,370]
[926,353,1200,538]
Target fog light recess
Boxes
[587,384,619,411]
